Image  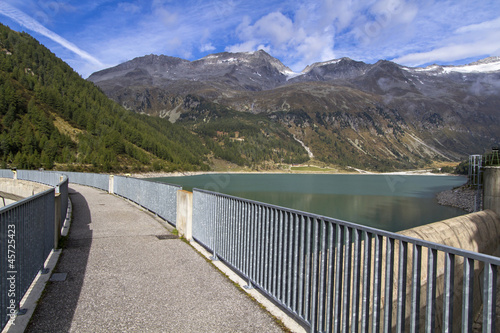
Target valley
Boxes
[1,23,499,173]
[88,51,500,171]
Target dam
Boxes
[1,167,499,332]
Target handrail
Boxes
[54,171,110,192]
[0,170,68,330]
[192,187,499,332]
[113,176,181,225]
[193,188,500,265]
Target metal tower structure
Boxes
[468,154,483,211]
[485,146,500,166]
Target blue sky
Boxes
[0,0,499,78]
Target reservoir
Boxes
[151,173,467,232]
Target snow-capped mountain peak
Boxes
[408,56,500,74]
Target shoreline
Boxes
[436,185,478,213]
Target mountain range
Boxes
[0,24,214,172]
[88,50,500,170]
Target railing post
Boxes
[54,193,61,249]
[176,190,193,241]
[109,175,114,194]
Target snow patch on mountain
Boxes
[302,58,343,74]
[283,69,301,80]
[442,58,500,73]
[405,57,500,75]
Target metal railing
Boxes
[44,172,180,225]
[193,188,500,332]
[56,171,110,192]
[0,187,56,329]
[3,169,498,331]
[0,170,13,179]
[16,170,69,226]
[469,155,484,212]
[113,176,181,225]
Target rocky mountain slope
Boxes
[88,51,500,171]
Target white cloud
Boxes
[223,0,422,71]
[240,12,294,46]
[155,7,178,26]
[393,33,500,66]
[455,16,500,34]
[225,40,258,53]
[0,2,103,67]
[72,0,252,76]
[226,9,336,71]
[393,13,500,66]
[200,43,216,52]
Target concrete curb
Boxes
[190,241,307,333]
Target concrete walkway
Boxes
[26,185,284,332]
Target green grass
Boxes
[290,165,337,172]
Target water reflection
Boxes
[227,191,462,232]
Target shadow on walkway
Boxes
[26,188,92,332]
[25,184,284,332]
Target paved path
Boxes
[26,185,284,332]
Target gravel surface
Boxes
[436,185,478,213]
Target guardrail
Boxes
[48,172,180,226]
[56,171,110,192]
[16,170,69,229]
[112,176,180,225]
[0,170,13,179]
[0,170,68,330]
[193,188,500,332]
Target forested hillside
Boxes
[0,24,210,172]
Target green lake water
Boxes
[151,173,467,232]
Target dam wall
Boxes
[397,209,500,331]
[399,209,500,257]
[0,178,52,206]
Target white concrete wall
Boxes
[0,179,51,202]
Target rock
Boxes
[436,185,479,212]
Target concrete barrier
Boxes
[398,210,500,257]
[0,179,51,201]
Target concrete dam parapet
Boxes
[0,178,52,206]
[397,209,500,331]
[399,209,500,258]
